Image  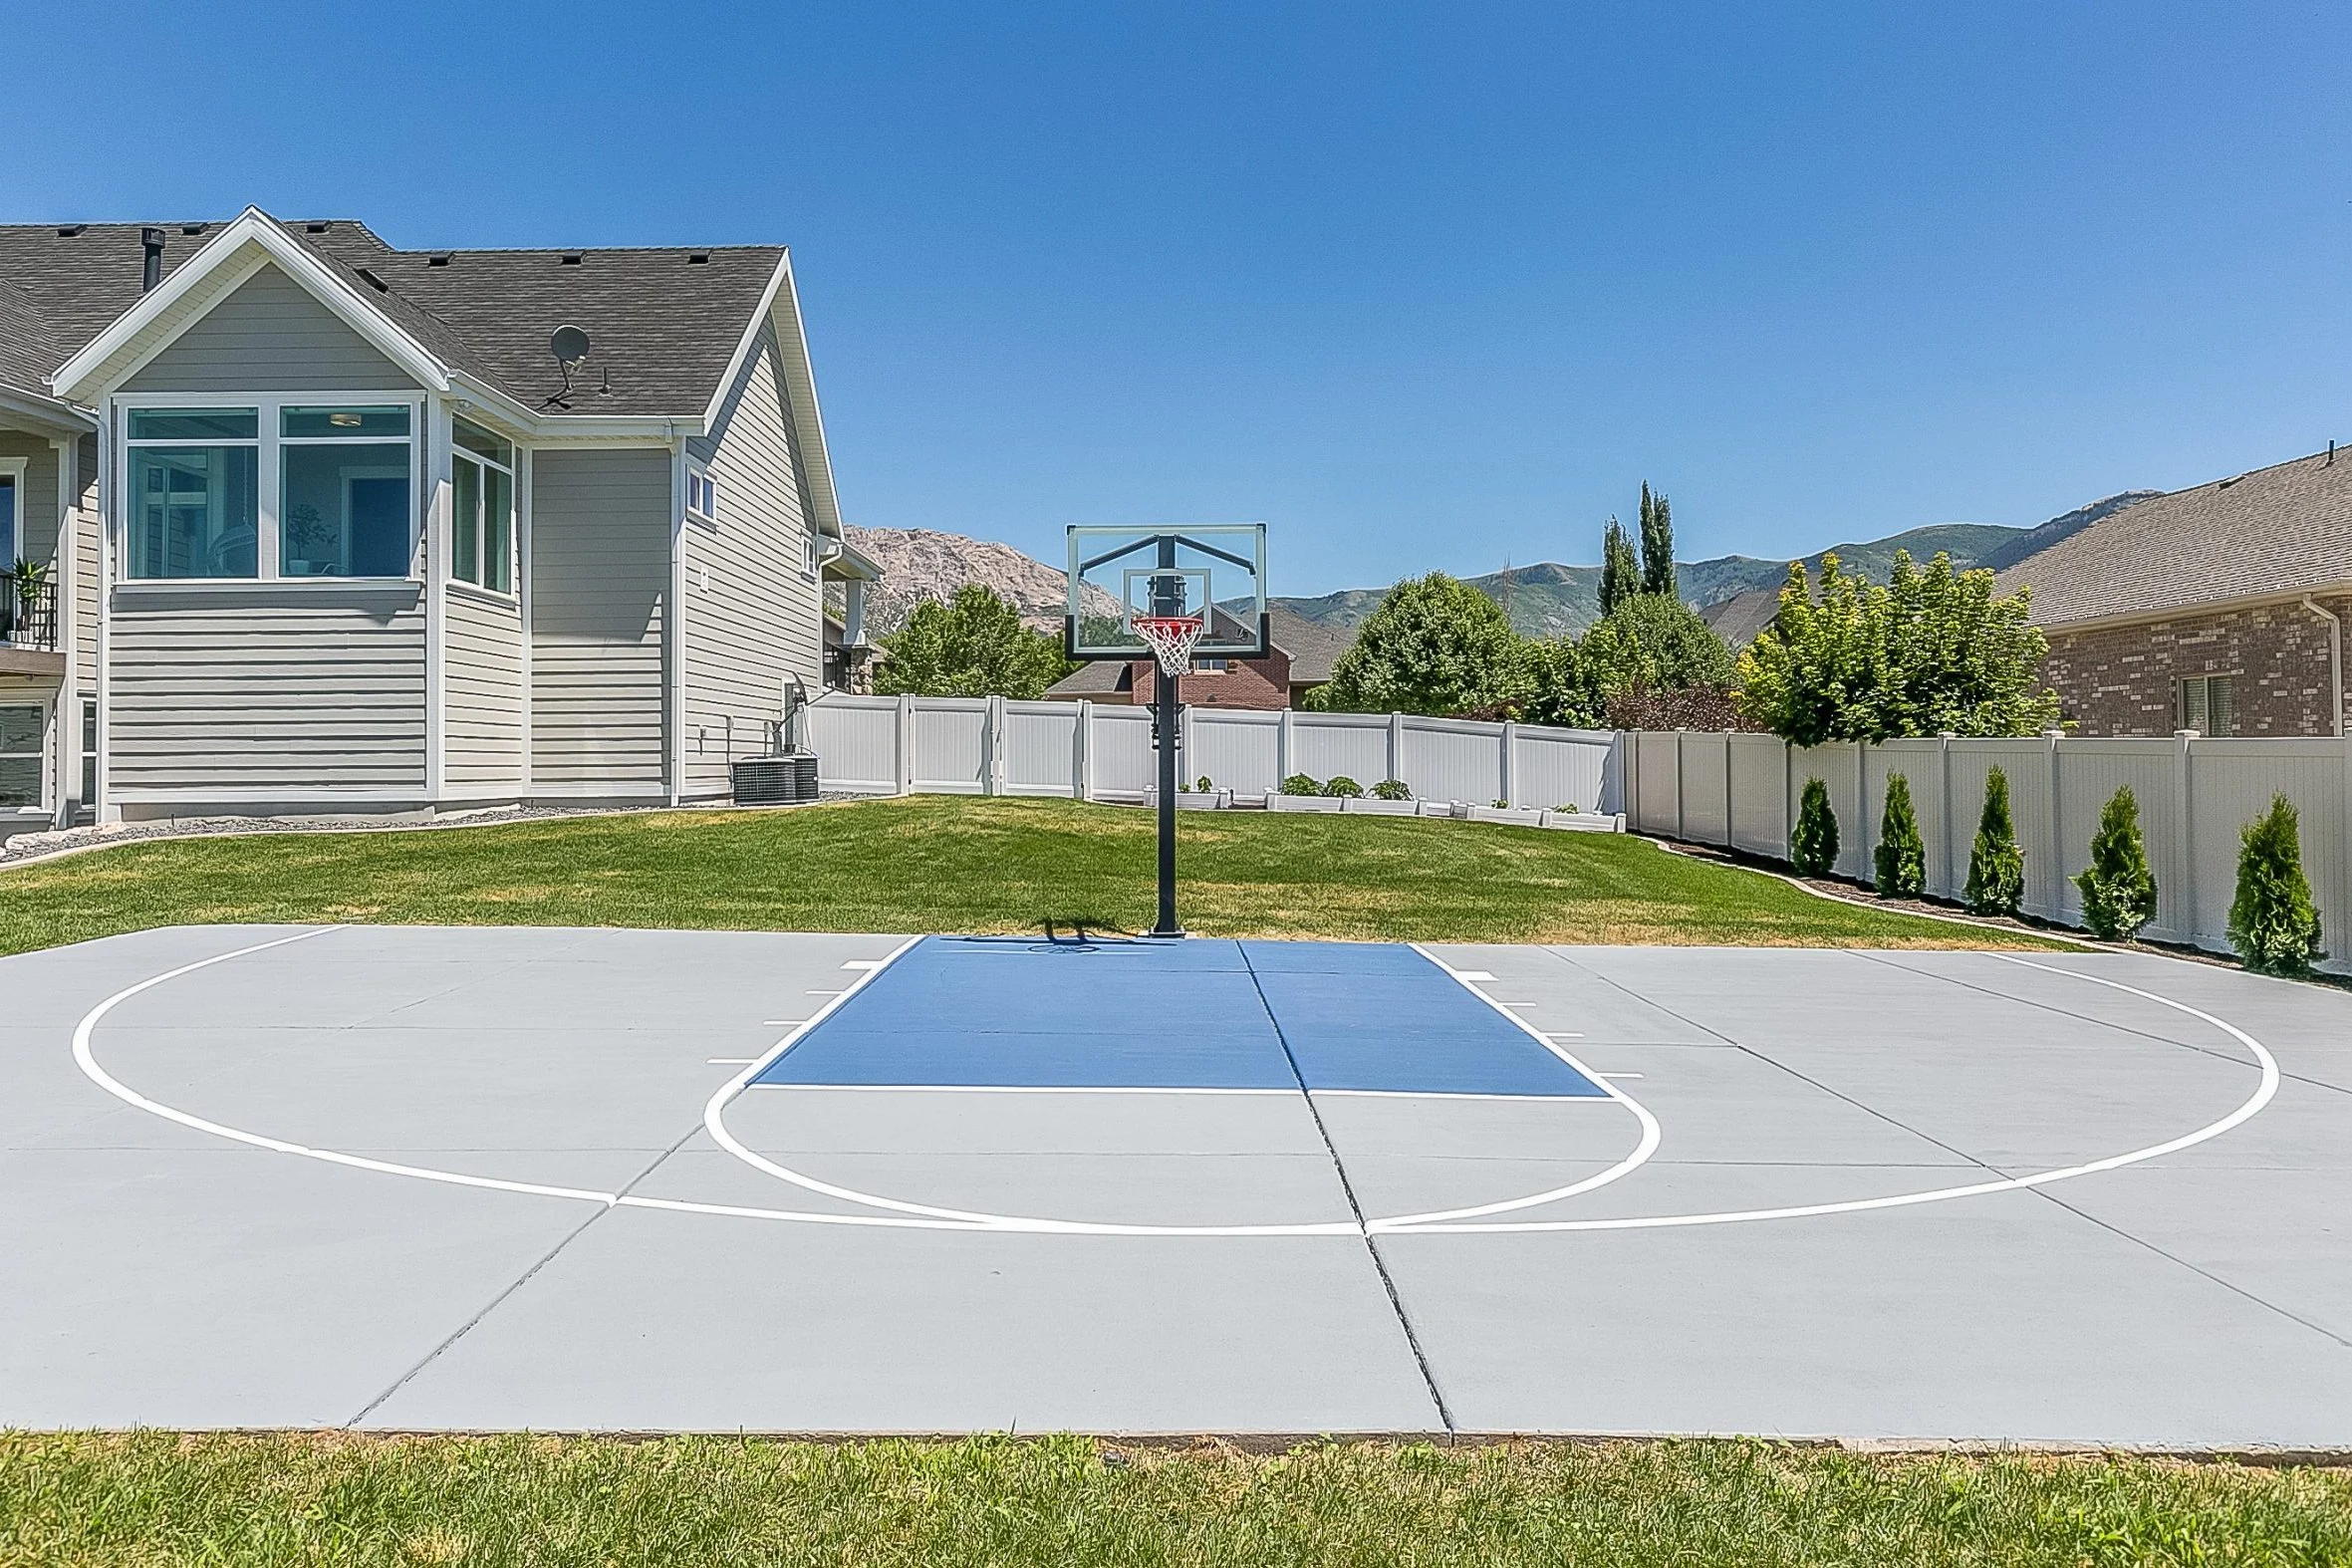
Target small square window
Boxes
[686,467,717,524]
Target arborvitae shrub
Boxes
[1874,772,1927,899]
[1965,766,2025,917]
[1323,775,1364,798]
[1790,777,1838,877]
[2227,793,2323,975]
[2075,785,2158,941]
[1280,774,1322,796]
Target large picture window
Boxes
[126,408,260,579]
[451,417,514,594]
[280,405,412,578]
[120,401,417,582]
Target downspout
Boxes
[2304,596,2344,737]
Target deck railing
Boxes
[1,577,58,652]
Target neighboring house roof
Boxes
[1045,605,1348,699]
[1699,587,1782,651]
[1265,605,1351,685]
[1045,660,1135,697]
[0,211,797,423]
[1993,447,2352,626]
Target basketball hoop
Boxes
[1131,613,1207,678]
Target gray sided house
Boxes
[1994,446,2352,738]
[0,207,870,825]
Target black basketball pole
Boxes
[1152,536,1182,936]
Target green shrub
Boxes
[1323,776,1364,798]
[1874,772,1927,899]
[1280,774,1322,796]
[1555,802,1582,814]
[2076,785,2158,941]
[1964,766,2025,917]
[1790,778,1838,877]
[1193,775,1214,794]
[1372,779,1412,801]
[2227,793,2323,974]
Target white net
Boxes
[1131,614,1207,678]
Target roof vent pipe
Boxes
[139,227,165,292]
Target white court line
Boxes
[70,937,2285,1243]
[761,1020,806,1027]
[1371,947,1663,1228]
[1599,1072,1644,1080]
[69,930,1003,1232]
[1450,970,1498,980]
[1392,955,2280,1234]
[1312,1089,1620,1104]
[707,1057,757,1065]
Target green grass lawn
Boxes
[1,1434,2343,1567]
[0,797,2062,956]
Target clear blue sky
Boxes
[8,2,2349,595]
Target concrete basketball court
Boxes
[5,920,2351,1446]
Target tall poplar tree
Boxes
[1599,516,1640,616]
[1638,482,1677,599]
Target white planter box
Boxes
[1268,793,1345,813]
[1469,805,1547,827]
[1417,800,1472,820]
[1537,810,1621,832]
[1145,790,1230,811]
[1342,796,1419,816]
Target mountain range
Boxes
[1267,492,2160,640]
[843,490,2164,647]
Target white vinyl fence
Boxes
[807,694,1621,813]
[1625,729,2352,974]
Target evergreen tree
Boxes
[1317,572,1531,716]
[2227,794,2323,974]
[1599,517,1640,617]
[1964,766,2025,917]
[1790,778,1839,877]
[875,583,1074,699]
[1638,482,1677,599]
[2076,785,2158,941]
[1875,772,1927,898]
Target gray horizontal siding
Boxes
[122,263,416,393]
[530,447,668,789]
[108,590,426,795]
[445,587,524,788]
[681,328,825,795]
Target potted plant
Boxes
[284,503,336,576]
[8,557,46,644]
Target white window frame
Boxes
[685,461,718,530]
[0,699,49,812]
[802,530,822,583]
[449,415,517,599]
[0,455,25,564]
[112,392,424,585]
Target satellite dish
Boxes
[550,325,591,368]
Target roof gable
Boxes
[120,262,417,393]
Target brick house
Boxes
[1993,445,2351,737]
[1043,604,1350,710]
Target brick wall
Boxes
[1132,644,1294,710]
[2039,592,2352,736]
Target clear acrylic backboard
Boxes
[1064,524,1268,662]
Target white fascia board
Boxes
[0,384,94,435]
[444,376,697,445]
[758,252,845,541]
[51,207,452,400]
[699,253,790,434]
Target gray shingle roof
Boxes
[1993,447,2352,625]
[0,215,786,418]
[1265,604,1352,684]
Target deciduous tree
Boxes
[1316,572,1531,716]
[875,584,1074,699]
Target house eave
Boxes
[2037,579,2352,637]
[0,384,94,436]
